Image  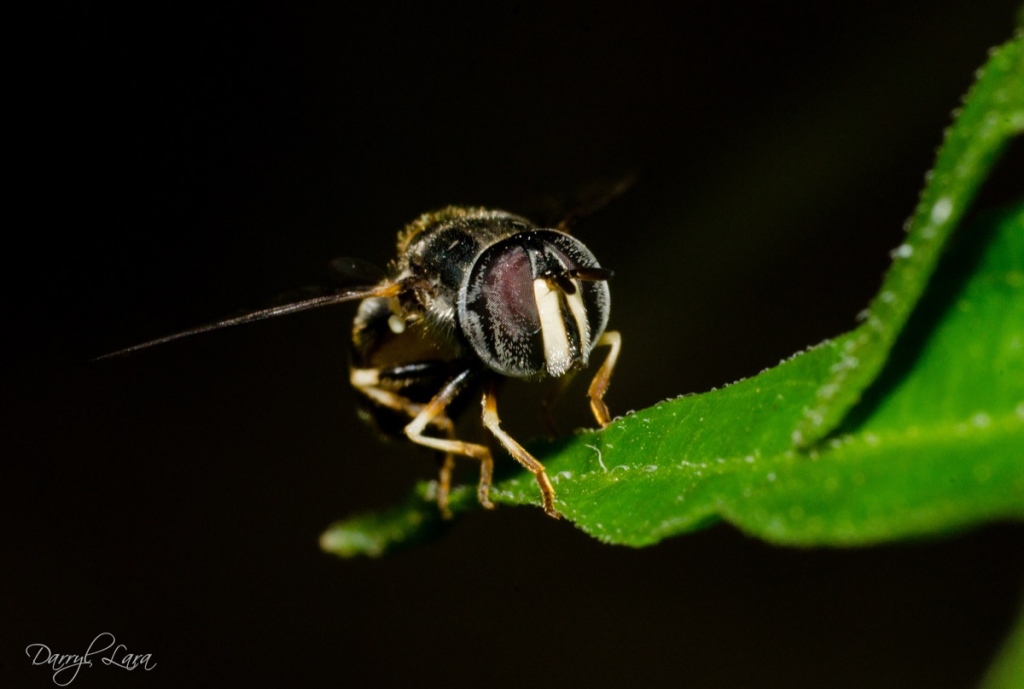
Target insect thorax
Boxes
[396,207,536,342]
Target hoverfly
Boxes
[100,206,620,518]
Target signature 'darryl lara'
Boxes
[25,632,156,686]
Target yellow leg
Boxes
[404,370,495,511]
[351,367,462,517]
[481,380,561,519]
[587,330,621,428]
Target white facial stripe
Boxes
[564,282,590,357]
[533,279,572,376]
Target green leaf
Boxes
[486,205,1022,548]
[793,31,1024,445]
[321,32,1024,557]
[318,489,449,557]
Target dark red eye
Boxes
[458,230,610,378]
[481,245,542,336]
[460,243,545,376]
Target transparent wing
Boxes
[555,171,637,232]
[516,171,638,232]
[94,280,400,361]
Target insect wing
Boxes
[95,281,400,360]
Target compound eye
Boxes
[458,231,610,378]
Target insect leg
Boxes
[418,410,458,520]
[435,445,456,520]
[349,361,467,423]
[587,330,621,428]
[403,368,496,511]
[350,369,426,416]
[350,366,459,517]
[481,380,561,519]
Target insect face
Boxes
[459,230,610,378]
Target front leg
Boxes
[402,368,496,513]
[587,330,621,428]
[480,379,561,519]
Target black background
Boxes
[4,2,1024,687]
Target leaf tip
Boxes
[319,493,450,558]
